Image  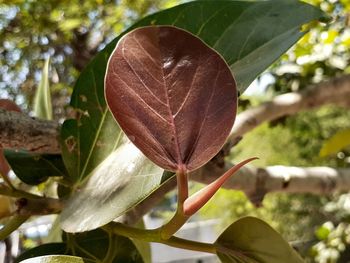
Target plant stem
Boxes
[104,222,216,254]
[0,183,43,199]
[160,168,190,239]
[0,171,15,190]
[0,215,29,240]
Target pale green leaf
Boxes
[33,57,52,120]
[61,142,165,232]
[215,217,304,263]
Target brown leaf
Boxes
[0,99,21,175]
[105,26,237,172]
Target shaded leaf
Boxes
[16,229,143,263]
[4,150,68,185]
[15,243,67,263]
[61,142,165,232]
[215,217,304,263]
[320,128,350,157]
[63,229,144,263]
[105,26,237,172]
[19,255,91,263]
[33,57,52,120]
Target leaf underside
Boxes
[215,217,304,263]
[105,26,237,172]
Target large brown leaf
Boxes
[105,26,237,172]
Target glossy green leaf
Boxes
[61,0,325,182]
[60,0,325,231]
[19,255,90,263]
[4,150,68,185]
[320,128,350,157]
[33,57,52,120]
[61,142,165,232]
[215,217,304,263]
[16,229,143,263]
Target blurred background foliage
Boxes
[0,0,178,118]
[1,0,350,262]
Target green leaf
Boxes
[61,142,165,232]
[215,217,304,263]
[320,128,350,157]
[60,0,325,231]
[4,150,68,185]
[16,229,143,263]
[33,57,52,120]
[19,255,91,263]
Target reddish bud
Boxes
[183,157,258,216]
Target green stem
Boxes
[160,168,189,239]
[0,183,43,199]
[0,215,29,240]
[104,222,216,254]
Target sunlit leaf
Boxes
[215,217,304,263]
[61,142,165,232]
[105,26,237,172]
[320,128,350,157]
[33,57,52,120]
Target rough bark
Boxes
[0,109,60,153]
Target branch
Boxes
[1,75,350,154]
[227,75,350,146]
[0,109,60,153]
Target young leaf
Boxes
[105,26,237,172]
[215,217,304,263]
[33,57,52,120]
[4,150,68,185]
[61,142,165,233]
[184,158,257,216]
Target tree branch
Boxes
[227,75,350,146]
[191,162,350,205]
[0,109,60,153]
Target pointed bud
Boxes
[183,157,258,216]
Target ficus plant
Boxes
[0,1,329,262]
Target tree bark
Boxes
[0,109,60,153]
